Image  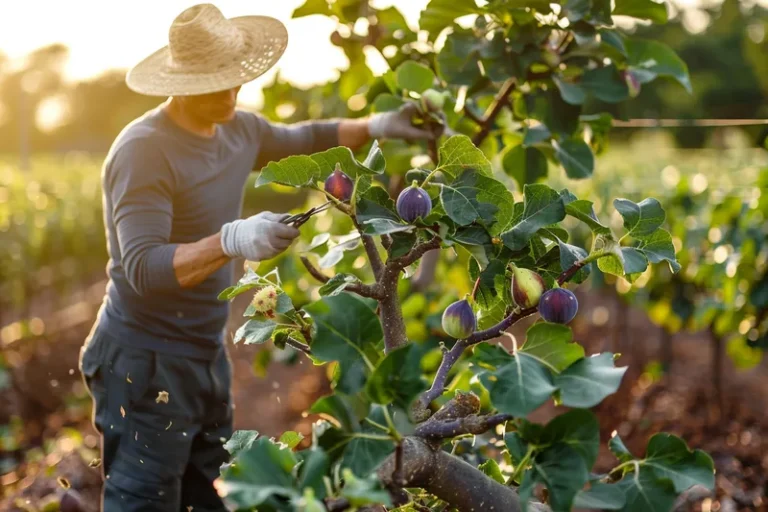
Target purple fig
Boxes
[396,181,432,223]
[538,287,579,324]
[624,69,641,98]
[441,298,476,339]
[511,266,547,309]
[324,164,353,202]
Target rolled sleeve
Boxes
[109,139,180,296]
[246,113,340,169]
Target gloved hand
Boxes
[220,212,300,262]
[368,101,446,141]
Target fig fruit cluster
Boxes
[441,298,477,339]
[396,181,432,222]
[510,266,579,324]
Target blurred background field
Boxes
[1,0,768,510]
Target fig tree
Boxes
[324,164,353,202]
[441,298,477,339]
[396,181,432,223]
[538,287,578,324]
[510,266,546,309]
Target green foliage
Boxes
[211,1,719,511]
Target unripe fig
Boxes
[538,287,579,324]
[441,298,477,339]
[396,181,432,222]
[511,266,547,309]
[624,70,641,98]
[324,164,353,202]
[252,285,279,318]
[421,88,446,109]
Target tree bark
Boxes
[378,437,528,512]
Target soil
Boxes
[1,283,766,511]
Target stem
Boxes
[299,255,383,299]
[364,417,391,433]
[420,167,442,188]
[555,251,604,286]
[471,78,517,146]
[508,445,535,485]
[284,338,312,354]
[471,277,481,299]
[381,406,402,442]
[351,433,393,442]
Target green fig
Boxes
[421,88,446,109]
[510,266,547,309]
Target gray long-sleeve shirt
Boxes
[95,105,338,359]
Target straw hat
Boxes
[125,3,288,96]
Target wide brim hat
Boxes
[126,3,288,96]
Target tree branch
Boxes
[387,236,442,271]
[471,78,517,146]
[556,260,585,285]
[381,234,393,251]
[353,217,385,279]
[300,256,383,299]
[415,413,513,439]
[377,437,529,512]
[414,258,589,416]
[284,337,312,355]
[412,341,468,421]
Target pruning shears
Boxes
[280,201,333,228]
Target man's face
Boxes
[179,86,241,123]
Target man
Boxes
[77,4,441,511]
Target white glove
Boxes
[368,102,446,141]
[220,212,300,262]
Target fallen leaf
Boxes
[156,391,170,404]
[120,406,126,418]
[166,420,173,430]
[89,458,102,468]
[126,373,132,383]
[57,477,71,489]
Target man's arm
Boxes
[110,140,230,295]
[249,104,442,169]
[172,232,230,289]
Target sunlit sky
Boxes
[0,0,431,108]
[1,0,763,109]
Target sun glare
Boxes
[0,0,430,108]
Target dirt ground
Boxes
[1,282,766,511]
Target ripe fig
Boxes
[324,164,354,202]
[511,266,546,309]
[396,181,432,223]
[624,69,641,98]
[538,287,578,324]
[421,88,446,109]
[441,298,477,339]
[252,285,279,318]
